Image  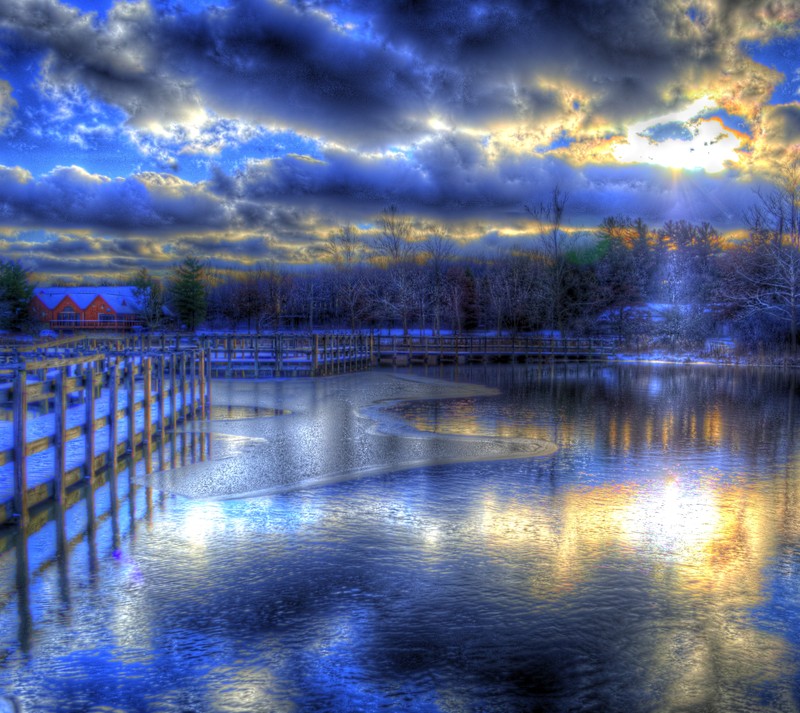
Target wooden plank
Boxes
[143,357,152,473]
[180,352,188,422]
[198,349,206,418]
[13,369,28,526]
[158,355,165,444]
[170,352,177,434]
[127,358,136,452]
[104,360,118,518]
[54,369,67,505]
[84,365,95,481]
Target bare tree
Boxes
[326,224,368,330]
[483,251,545,334]
[422,225,457,335]
[723,154,800,350]
[368,206,420,336]
[374,205,416,263]
[526,185,572,333]
[327,224,363,266]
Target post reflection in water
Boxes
[1,364,800,712]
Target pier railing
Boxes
[0,348,210,531]
[1,332,615,377]
[372,334,616,365]
[1,333,374,377]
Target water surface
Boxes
[1,363,799,712]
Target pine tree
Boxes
[0,259,34,332]
[170,257,207,331]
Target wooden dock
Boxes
[1,332,614,377]
[0,348,209,532]
[1,332,374,377]
[0,423,210,652]
[372,334,615,366]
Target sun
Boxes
[613,97,747,173]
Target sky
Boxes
[0,0,799,280]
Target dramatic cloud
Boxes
[0,165,231,231]
[0,0,797,274]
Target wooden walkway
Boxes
[1,332,615,378]
[0,348,209,532]
[373,335,615,365]
[0,333,373,377]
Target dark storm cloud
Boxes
[226,134,760,229]
[0,0,201,127]
[226,134,594,219]
[0,0,429,145]
[3,0,794,150]
[307,0,762,123]
[164,0,429,144]
[228,132,578,218]
[0,165,230,232]
[0,132,764,254]
[764,104,800,146]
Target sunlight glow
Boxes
[613,97,746,172]
[428,117,450,132]
[179,501,225,549]
[623,479,720,556]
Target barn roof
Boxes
[34,287,142,314]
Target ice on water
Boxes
[147,372,556,499]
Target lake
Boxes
[1,362,799,712]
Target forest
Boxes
[173,163,800,354]
[2,161,799,354]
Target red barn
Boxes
[31,287,145,331]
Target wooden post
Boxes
[54,368,67,505]
[254,336,260,378]
[158,355,166,443]
[127,358,136,453]
[156,355,166,473]
[75,362,85,404]
[226,336,232,377]
[85,364,95,481]
[199,349,206,418]
[13,368,28,528]
[170,353,177,433]
[143,357,152,471]
[312,334,319,375]
[181,352,188,422]
[15,529,32,652]
[55,499,71,604]
[108,362,119,481]
[189,351,196,418]
[205,348,212,418]
[128,452,137,527]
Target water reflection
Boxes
[1,364,800,711]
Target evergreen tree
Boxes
[0,259,34,332]
[170,257,207,331]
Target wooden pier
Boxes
[0,423,210,653]
[1,332,614,378]
[1,332,374,378]
[203,333,373,377]
[0,348,210,532]
[372,334,615,366]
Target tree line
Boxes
[2,158,799,353]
